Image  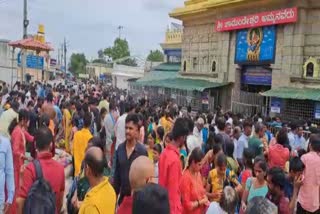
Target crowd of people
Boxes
[0,80,319,214]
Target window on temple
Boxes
[183,61,187,72]
[193,57,198,70]
[212,61,216,72]
[306,62,314,77]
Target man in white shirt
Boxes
[288,123,306,155]
[104,103,117,156]
[114,102,135,150]
[193,118,204,145]
[233,126,241,159]
[187,118,203,152]
[288,123,298,148]
[295,126,306,152]
[236,120,252,164]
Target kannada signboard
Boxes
[216,7,298,32]
[235,26,276,64]
[242,70,272,85]
[314,103,320,119]
[164,49,182,57]
[271,97,282,113]
[17,53,44,70]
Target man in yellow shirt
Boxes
[73,113,93,176]
[79,147,116,214]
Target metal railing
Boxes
[232,90,266,117]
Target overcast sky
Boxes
[0,0,183,60]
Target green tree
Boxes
[92,49,107,64]
[104,38,130,61]
[117,58,138,67]
[92,58,107,64]
[147,50,164,62]
[69,53,87,74]
[98,49,105,59]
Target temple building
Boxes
[130,21,230,112]
[160,23,183,63]
[170,0,320,122]
[9,24,53,83]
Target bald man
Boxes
[79,147,116,214]
[117,156,155,214]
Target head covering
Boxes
[196,117,204,125]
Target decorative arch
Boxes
[303,57,319,78]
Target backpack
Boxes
[23,160,56,214]
[66,177,78,214]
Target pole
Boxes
[21,0,29,82]
[64,38,67,73]
[21,49,25,82]
[23,0,28,39]
[57,48,60,65]
[11,48,15,90]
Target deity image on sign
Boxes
[247,28,263,61]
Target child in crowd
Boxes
[146,131,156,161]
[153,144,162,184]
[156,126,165,146]
[206,153,241,202]
[239,148,254,187]
[201,144,222,185]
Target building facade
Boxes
[171,0,320,122]
[129,23,226,112]
[160,23,183,63]
[86,63,112,81]
[112,65,145,90]
[8,25,54,83]
[0,39,17,86]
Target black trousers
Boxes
[297,202,320,214]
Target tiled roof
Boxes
[9,38,53,51]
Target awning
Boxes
[130,63,180,83]
[153,63,181,72]
[134,77,227,92]
[261,87,320,101]
[135,70,178,83]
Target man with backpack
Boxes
[16,127,65,214]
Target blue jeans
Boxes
[0,203,4,214]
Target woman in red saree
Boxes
[8,109,33,214]
[180,148,209,214]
